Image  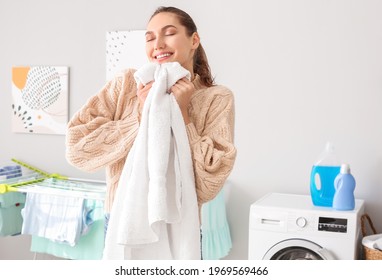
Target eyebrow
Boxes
[145,25,178,36]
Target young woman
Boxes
[66,6,236,234]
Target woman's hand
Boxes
[137,81,154,114]
[170,78,195,124]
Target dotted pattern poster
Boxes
[106,30,147,81]
[11,66,69,135]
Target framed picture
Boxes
[11,66,69,135]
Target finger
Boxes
[139,81,154,89]
[172,83,187,92]
[146,81,154,87]
[145,82,153,90]
[144,82,154,92]
[174,78,190,86]
[169,85,179,94]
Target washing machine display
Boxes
[248,193,365,260]
[318,217,347,233]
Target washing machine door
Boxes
[263,239,335,260]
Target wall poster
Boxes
[12,66,69,135]
[106,30,147,81]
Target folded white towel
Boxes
[103,62,200,260]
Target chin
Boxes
[158,59,175,64]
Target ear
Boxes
[191,32,200,50]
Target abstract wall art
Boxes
[106,30,147,81]
[11,66,69,135]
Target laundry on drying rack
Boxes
[0,165,22,180]
[20,178,105,246]
[21,188,96,246]
[0,159,107,258]
[30,199,105,260]
[0,163,25,236]
[0,192,26,236]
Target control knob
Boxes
[296,217,307,228]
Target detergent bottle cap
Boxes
[340,163,351,174]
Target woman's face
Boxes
[145,12,199,74]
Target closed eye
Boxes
[145,31,155,42]
[145,36,155,42]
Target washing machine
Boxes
[248,193,365,260]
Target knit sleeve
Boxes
[186,89,237,205]
[65,70,140,172]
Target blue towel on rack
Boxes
[0,165,22,180]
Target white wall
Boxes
[1,0,382,260]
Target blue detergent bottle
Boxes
[310,142,341,207]
[332,163,356,211]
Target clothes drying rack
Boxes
[0,159,106,201]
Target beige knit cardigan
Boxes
[66,69,237,213]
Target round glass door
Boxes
[263,239,335,260]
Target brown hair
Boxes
[150,6,215,87]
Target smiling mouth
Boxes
[155,53,173,59]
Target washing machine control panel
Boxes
[287,215,348,234]
[318,217,348,233]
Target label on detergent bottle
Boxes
[310,142,341,207]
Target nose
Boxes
[154,35,165,50]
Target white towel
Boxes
[103,62,201,260]
[21,191,86,246]
[362,233,382,250]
